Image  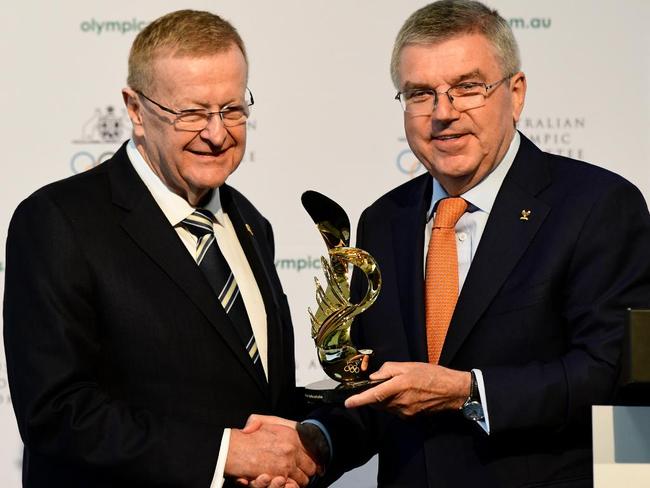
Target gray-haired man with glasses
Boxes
[4,9,320,488]
[250,1,650,487]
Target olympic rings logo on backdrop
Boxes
[396,148,425,179]
[70,151,114,174]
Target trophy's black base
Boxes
[304,378,385,404]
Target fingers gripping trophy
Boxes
[302,191,383,403]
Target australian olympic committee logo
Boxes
[70,105,130,174]
[73,105,129,144]
[522,116,586,160]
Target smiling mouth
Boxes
[433,134,465,141]
[189,149,226,157]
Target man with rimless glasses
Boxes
[3,10,320,488]
[251,1,650,487]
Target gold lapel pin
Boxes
[520,209,531,221]
[245,223,254,236]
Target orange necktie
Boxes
[425,197,468,364]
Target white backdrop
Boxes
[1,1,648,486]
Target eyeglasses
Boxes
[394,76,512,115]
[135,88,254,131]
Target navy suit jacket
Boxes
[315,134,650,487]
[3,143,298,487]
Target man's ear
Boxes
[122,87,143,126]
[510,71,527,125]
[122,87,145,137]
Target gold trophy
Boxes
[301,191,383,403]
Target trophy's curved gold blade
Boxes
[301,191,351,249]
[303,192,382,384]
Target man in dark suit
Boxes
[248,1,650,487]
[3,10,317,488]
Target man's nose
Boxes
[200,113,229,145]
[432,93,461,123]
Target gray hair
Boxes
[128,9,247,93]
[390,0,520,88]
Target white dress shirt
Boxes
[127,140,267,487]
[425,131,521,434]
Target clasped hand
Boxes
[227,415,324,488]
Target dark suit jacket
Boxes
[315,134,650,487]
[3,143,298,487]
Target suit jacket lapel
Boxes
[440,135,552,364]
[108,146,267,394]
[220,186,282,400]
[391,175,432,363]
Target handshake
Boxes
[223,361,459,486]
[225,414,330,488]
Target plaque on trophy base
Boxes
[304,378,386,404]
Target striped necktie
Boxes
[425,197,468,364]
[182,209,265,380]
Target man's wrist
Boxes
[299,420,331,470]
[451,370,473,409]
[460,370,485,422]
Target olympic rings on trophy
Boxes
[343,362,361,374]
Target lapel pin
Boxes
[245,223,254,236]
[520,209,531,221]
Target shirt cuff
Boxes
[210,428,231,488]
[473,369,491,434]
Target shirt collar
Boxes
[126,139,224,226]
[427,131,520,220]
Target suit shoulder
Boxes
[545,151,625,183]
[12,163,110,220]
[542,151,643,200]
[516,136,643,202]
[363,173,430,217]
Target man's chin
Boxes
[427,155,478,178]
[190,169,236,191]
